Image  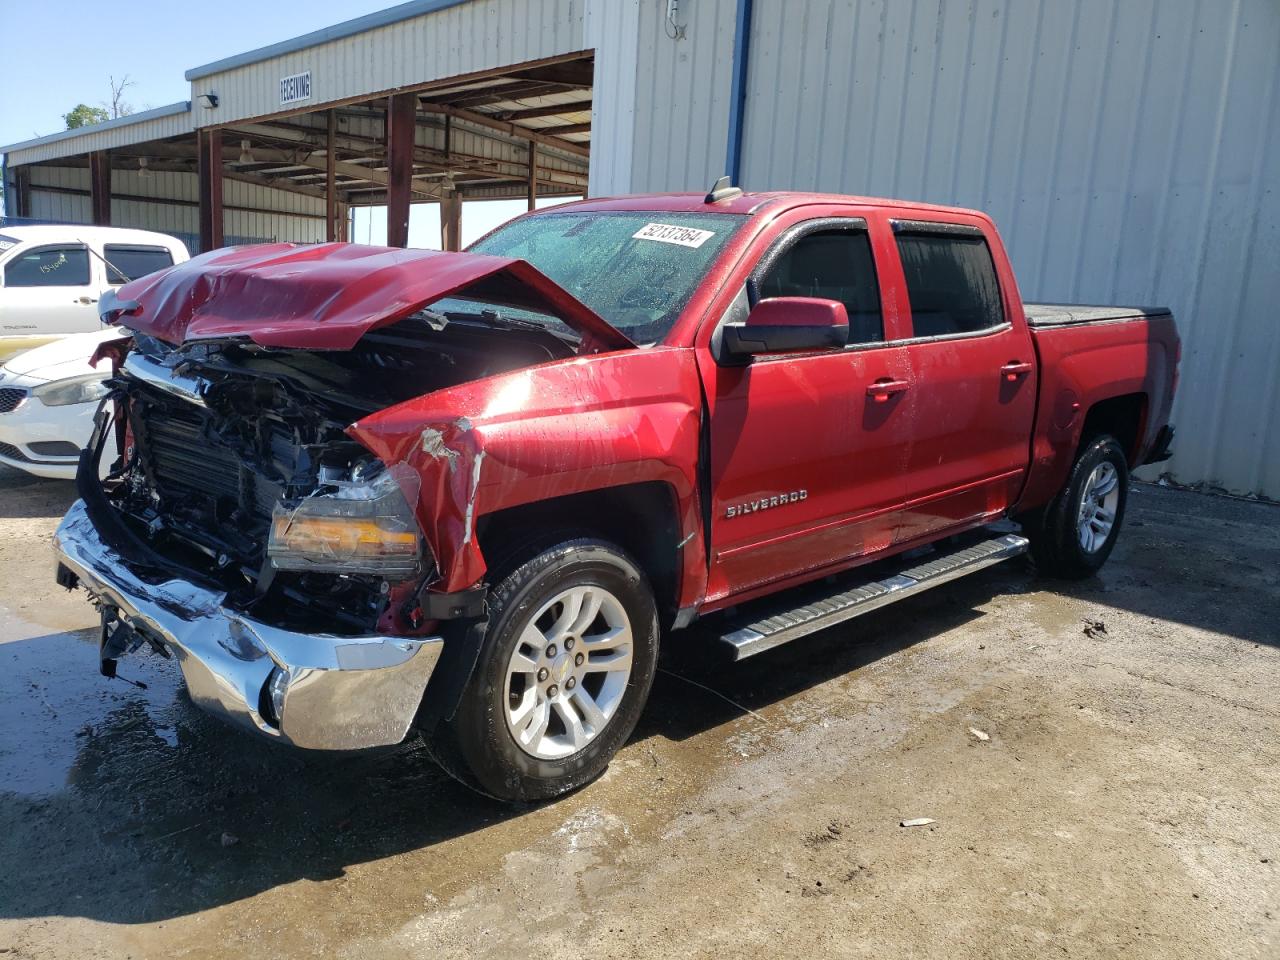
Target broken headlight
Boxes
[267,463,423,577]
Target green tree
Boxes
[64,104,109,129]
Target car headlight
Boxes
[267,464,423,577]
[33,374,110,407]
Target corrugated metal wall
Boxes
[624,0,738,196]
[585,0,641,197]
[725,0,1279,497]
[25,165,326,250]
[190,0,584,126]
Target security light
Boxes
[198,93,219,109]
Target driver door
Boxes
[701,216,914,603]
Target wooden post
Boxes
[527,143,537,212]
[325,110,339,242]
[440,193,462,252]
[89,151,112,225]
[198,129,224,252]
[385,93,416,247]
[14,165,31,219]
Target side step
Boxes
[718,533,1029,660]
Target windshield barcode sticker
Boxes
[632,223,716,248]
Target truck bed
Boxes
[1024,303,1172,327]
[1019,302,1180,509]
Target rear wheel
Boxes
[428,537,659,802]
[1026,434,1129,579]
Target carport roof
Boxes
[0,101,193,156]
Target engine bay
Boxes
[97,309,574,632]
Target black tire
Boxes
[427,537,659,802]
[1025,434,1130,579]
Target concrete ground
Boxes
[0,464,1276,959]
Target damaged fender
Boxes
[348,347,708,604]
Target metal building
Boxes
[2,0,1277,496]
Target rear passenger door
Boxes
[891,220,1036,541]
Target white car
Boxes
[0,225,188,357]
[0,327,123,479]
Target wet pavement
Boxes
[0,464,1277,959]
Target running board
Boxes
[718,533,1029,660]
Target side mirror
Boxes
[721,297,849,361]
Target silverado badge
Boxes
[725,489,808,519]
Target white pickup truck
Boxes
[0,225,188,357]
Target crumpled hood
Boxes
[110,242,634,352]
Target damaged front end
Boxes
[100,335,447,635]
[54,243,620,750]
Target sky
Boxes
[0,0,571,247]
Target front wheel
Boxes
[1025,434,1130,579]
[428,537,659,802]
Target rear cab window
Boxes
[103,245,175,284]
[3,245,91,287]
[893,222,1005,338]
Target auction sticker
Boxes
[632,222,715,248]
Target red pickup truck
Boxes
[55,186,1178,801]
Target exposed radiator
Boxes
[139,405,282,525]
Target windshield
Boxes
[469,210,748,343]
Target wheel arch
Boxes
[475,480,685,625]
[1079,391,1148,466]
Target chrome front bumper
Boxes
[53,499,444,750]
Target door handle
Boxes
[867,378,910,402]
[75,296,98,305]
[1001,360,1033,381]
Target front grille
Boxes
[0,441,29,462]
[0,388,28,413]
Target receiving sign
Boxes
[280,71,312,106]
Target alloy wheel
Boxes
[503,585,634,760]
[1077,461,1120,553]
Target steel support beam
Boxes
[326,110,339,242]
[89,151,111,225]
[198,128,224,252]
[15,165,32,219]
[498,100,593,121]
[441,193,462,252]
[385,92,417,247]
[527,143,537,212]
[419,104,590,159]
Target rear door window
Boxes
[895,229,1004,337]
[758,229,883,344]
[3,245,91,287]
[103,245,175,284]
